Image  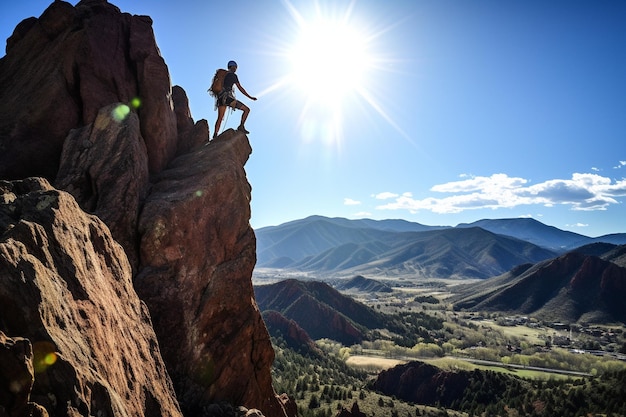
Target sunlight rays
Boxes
[257,0,412,152]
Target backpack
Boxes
[208,68,228,97]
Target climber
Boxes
[213,60,257,139]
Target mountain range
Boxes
[451,244,626,323]
[256,216,626,279]
[254,279,446,347]
[256,246,626,338]
[254,279,386,345]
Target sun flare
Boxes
[288,19,371,100]
[258,0,402,148]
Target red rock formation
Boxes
[54,103,149,272]
[0,332,42,417]
[371,361,471,408]
[172,86,210,156]
[0,1,288,416]
[261,311,321,355]
[135,130,285,417]
[0,0,201,181]
[0,178,182,417]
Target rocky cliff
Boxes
[0,178,181,417]
[0,1,288,417]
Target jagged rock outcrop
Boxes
[135,131,283,417]
[54,103,149,271]
[0,332,46,417]
[1,1,289,417]
[0,0,188,180]
[0,178,182,417]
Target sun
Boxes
[258,0,403,148]
[288,17,371,101]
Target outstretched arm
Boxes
[235,82,257,101]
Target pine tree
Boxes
[308,395,320,409]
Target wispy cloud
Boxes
[567,222,589,228]
[376,173,626,214]
[372,192,399,200]
[614,161,626,169]
[344,198,361,206]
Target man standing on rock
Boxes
[214,60,257,139]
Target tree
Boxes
[308,395,320,409]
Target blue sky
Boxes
[3,1,625,237]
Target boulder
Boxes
[0,177,182,417]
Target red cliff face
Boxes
[0,1,288,417]
[0,178,182,417]
[135,131,283,417]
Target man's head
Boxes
[228,60,238,70]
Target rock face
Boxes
[0,1,288,417]
[0,0,182,180]
[54,103,150,272]
[0,178,181,417]
[135,131,281,416]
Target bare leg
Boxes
[214,106,226,138]
[238,103,250,133]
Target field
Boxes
[345,355,405,371]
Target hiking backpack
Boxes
[208,68,228,97]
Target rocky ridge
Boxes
[452,251,626,324]
[0,1,288,417]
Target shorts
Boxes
[218,92,244,110]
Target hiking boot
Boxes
[237,125,250,134]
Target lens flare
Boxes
[112,104,131,122]
[33,341,58,373]
[130,97,142,109]
[44,352,57,366]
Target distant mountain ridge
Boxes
[335,275,393,293]
[451,247,626,324]
[255,216,626,279]
[254,279,386,345]
[456,218,588,250]
[256,215,442,267]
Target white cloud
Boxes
[376,173,626,215]
[344,198,361,206]
[614,161,626,169]
[567,223,589,228]
[372,192,399,200]
[354,211,372,217]
[431,173,527,193]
